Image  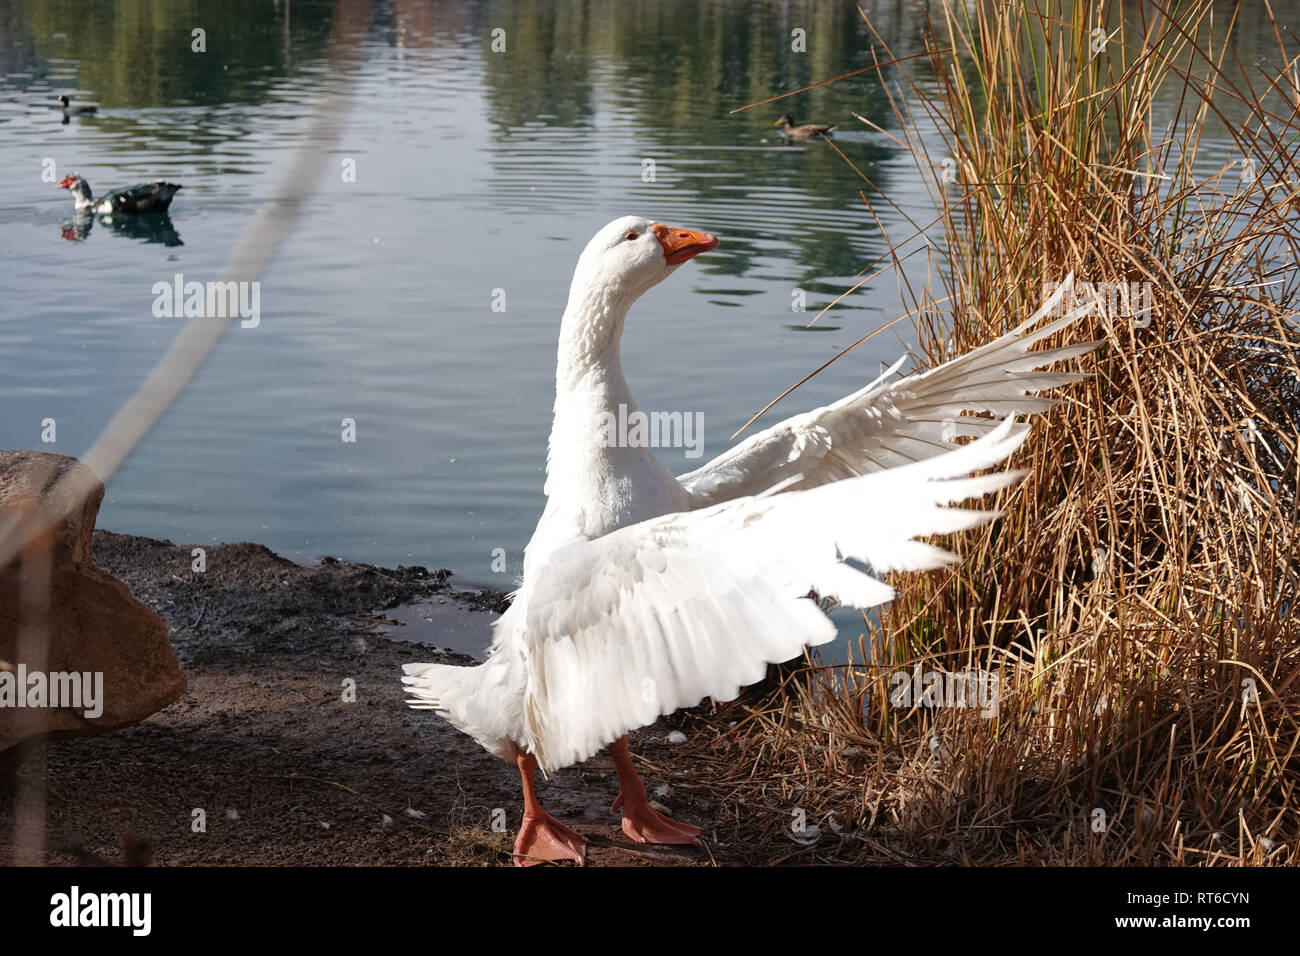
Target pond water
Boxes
[0,0,1282,655]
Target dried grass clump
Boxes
[686,0,1300,865]
[442,804,512,866]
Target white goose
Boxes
[404,216,1094,865]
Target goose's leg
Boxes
[513,750,587,866]
[609,736,702,846]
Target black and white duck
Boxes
[57,173,182,214]
[774,114,837,139]
[58,95,98,119]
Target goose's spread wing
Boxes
[678,281,1096,508]
[517,418,1029,772]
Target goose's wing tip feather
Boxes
[678,292,1096,507]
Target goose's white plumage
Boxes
[403,215,1093,862]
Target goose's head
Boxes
[573,215,718,301]
[58,95,71,107]
[558,216,718,371]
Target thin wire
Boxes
[11,537,51,866]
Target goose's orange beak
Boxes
[652,223,719,265]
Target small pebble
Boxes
[666,730,687,745]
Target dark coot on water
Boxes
[58,94,98,119]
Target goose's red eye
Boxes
[624,231,638,240]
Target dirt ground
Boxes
[0,531,740,867]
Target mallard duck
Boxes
[58,95,98,118]
[775,114,837,139]
[57,174,182,214]
[402,215,1098,865]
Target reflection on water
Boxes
[0,1,1284,658]
[60,211,183,246]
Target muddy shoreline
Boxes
[0,530,735,866]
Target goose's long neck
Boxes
[548,279,639,476]
[527,266,684,574]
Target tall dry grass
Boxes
[686,0,1300,864]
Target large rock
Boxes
[0,451,186,753]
